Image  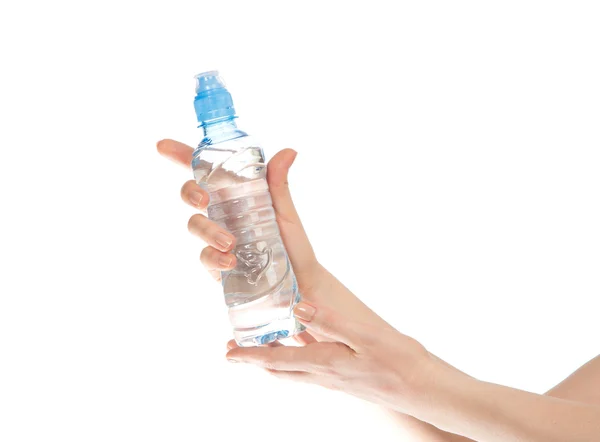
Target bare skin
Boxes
[158,139,600,442]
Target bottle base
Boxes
[233,316,306,347]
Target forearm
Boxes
[318,275,600,441]
[385,355,476,441]
[415,360,600,442]
[386,411,473,441]
[385,355,600,442]
[546,355,600,404]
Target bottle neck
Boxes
[200,117,247,145]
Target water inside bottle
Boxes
[193,145,303,346]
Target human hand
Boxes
[157,139,470,440]
[225,300,434,415]
[156,139,391,339]
[158,140,600,442]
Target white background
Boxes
[1,1,599,441]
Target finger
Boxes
[157,139,194,169]
[227,346,307,371]
[294,331,318,346]
[209,269,222,282]
[181,180,209,211]
[293,302,365,350]
[226,339,282,351]
[265,369,312,383]
[266,369,342,393]
[267,149,317,273]
[188,214,235,252]
[226,342,349,374]
[200,246,236,271]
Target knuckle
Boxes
[180,180,195,199]
[319,317,337,336]
[323,343,353,375]
[187,214,198,231]
[182,180,203,204]
[199,247,212,264]
[312,347,336,375]
[187,214,205,233]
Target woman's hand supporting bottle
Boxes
[158,139,600,442]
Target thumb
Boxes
[267,149,316,273]
[293,302,364,349]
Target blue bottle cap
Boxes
[193,70,236,126]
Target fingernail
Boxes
[227,358,239,363]
[215,232,233,249]
[218,255,233,268]
[294,302,317,322]
[189,190,203,207]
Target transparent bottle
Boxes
[191,71,304,347]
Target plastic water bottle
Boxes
[191,71,304,347]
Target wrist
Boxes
[406,352,477,427]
